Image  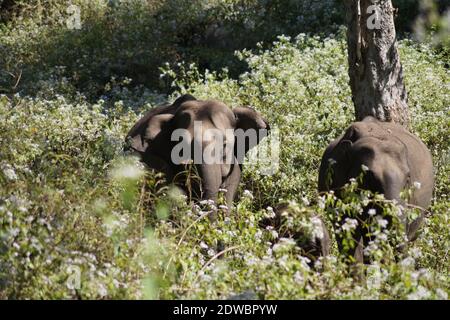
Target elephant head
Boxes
[125,94,270,207]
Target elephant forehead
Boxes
[351,137,408,170]
[180,100,234,123]
[198,126,234,144]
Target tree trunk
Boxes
[345,0,410,127]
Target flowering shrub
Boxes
[0,1,448,300]
[0,0,432,98]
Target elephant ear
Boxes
[331,140,352,163]
[145,114,174,141]
[233,106,269,131]
[125,94,197,154]
[126,114,174,154]
[233,106,270,163]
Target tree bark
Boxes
[345,0,410,127]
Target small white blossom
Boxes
[242,190,254,200]
[265,206,276,218]
[270,230,279,239]
[294,271,304,283]
[368,208,377,216]
[407,286,431,300]
[400,256,415,268]
[318,196,326,209]
[436,288,448,300]
[311,216,324,240]
[342,218,358,232]
[361,164,369,172]
[376,233,388,242]
[376,217,388,228]
[2,164,18,181]
[97,283,108,297]
[409,247,422,259]
[301,197,310,206]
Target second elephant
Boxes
[318,116,434,263]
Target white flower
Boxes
[342,218,358,232]
[361,164,369,172]
[242,190,254,200]
[407,286,431,300]
[279,237,296,246]
[436,288,448,300]
[199,241,209,249]
[270,230,279,239]
[311,216,324,240]
[97,283,108,297]
[409,247,422,259]
[199,199,216,207]
[376,217,388,228]
[301,197,310,206]
[413,181,422,190]
[364,241,378,256]
[265,206,276,218]
[318,196,326,209]
[2,164,18,181]
[294,271,304,283]
[400,256,415,268]
[368,208,377,216]
[376,233,388,242]
[297,256,311,270]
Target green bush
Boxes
[2,0,437,101]
[1,29,448,299]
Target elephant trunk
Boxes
[197,163,223,203]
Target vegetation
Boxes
[0,0,448,299]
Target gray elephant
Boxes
[125,94,270,208]
[318,116,434,263]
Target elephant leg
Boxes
[406,213,425,242]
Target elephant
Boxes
[125,94,270,209]
[318,116,434,263]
